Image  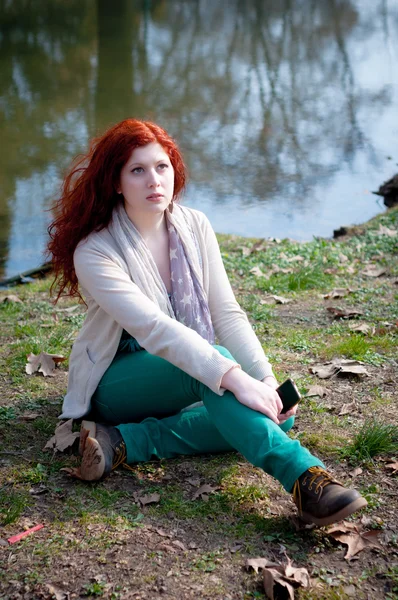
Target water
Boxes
[0,0,397,278]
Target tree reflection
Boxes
[0,0,397,275]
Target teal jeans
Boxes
[91,345,323,492]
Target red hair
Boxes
[47,119,187,301]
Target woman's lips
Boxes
[146,193,164,201]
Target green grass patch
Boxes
[340,420,398,464]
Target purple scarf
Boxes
[168,222,215,344]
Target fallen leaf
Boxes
[327,522,382,560]
[338,359,369,376]
[339,253,349,263]
[286,255,304,263]
[327,307,363,319]
[345,265,356,274]
[44,583,69,600]
[263,568,295,600]
[44,419,80,452]
[246,557,278,573]
[310,359,368,379]
[186,477,201,487]
[386,461,398,473]
[343,585,357,597]
[323,288,351,299]
[349,322,374,334]
[157,543,177,553]
[2,294,23,304]
[361,265,387,278]
[349,467,363,478]
[272,264,293,274]
[376,225,397,237]
[25,352,66,377]
[304,385,329,398]
[250,266,266,277]
[171,540,187,552]
[192,483,218,501]
[339,401,357,416]
[137,492,160,506]
[255,557,311,599]
[263,294,292,305]
[20,412,40,421]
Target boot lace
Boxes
[293,467,336,512]
[112,441,135,472]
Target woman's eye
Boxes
[132,167,144,174]
[157,163,169,171]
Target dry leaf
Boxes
[304,385,329,398]
[25,352,66,377]
[339,253,349,263]
[2,294,23,304]
[157,543,177,553]
[137,493,160,506]
[186,477,201,487]
[327,307,363,319]
[310,359,368,379]
[339,401,356,416]
[349,467,363,478]
[19,412,40,422]
[192,483,218,501]
[327,522,382,560]
[349,322,374,334]
[44,419,80,452]
[376,225,397,237]
[44,583,69,600]
[249,556,312,600]
[361,265,387,278]
[386,461,398,473]
[263,295,292,305]
[263,568,295,600]
[345,265,356,274]
[286,255,304,263]
[246,557,278,573]
[171,540,187,552]
[250,266,266,277]
[323,288,351,299]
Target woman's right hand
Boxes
[221,368,284,424]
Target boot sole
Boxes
[80,436,106,481]
[79,420,97,456]
[300,496,368,527]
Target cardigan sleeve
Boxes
[201,215,275,380]
[74,240,238,395]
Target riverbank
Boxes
[0,207,397,599]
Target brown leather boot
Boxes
[78,421,128,481]
[293,466,367,526]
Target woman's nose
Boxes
[147,169,160,187]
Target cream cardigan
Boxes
[59,207,274,419]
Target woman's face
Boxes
[118,142,175,219]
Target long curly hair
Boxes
[47,119,187,301]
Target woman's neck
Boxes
[125,207,167,242]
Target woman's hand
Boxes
[221,368,284,424]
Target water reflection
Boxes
[0,0,397,277]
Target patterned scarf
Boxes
[108,203,215,344]
[168,220,215,343]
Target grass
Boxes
[0,206,397,598]
[340,420,398,464]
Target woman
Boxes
[48,119,366,526]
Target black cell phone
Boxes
[276,378,301,414]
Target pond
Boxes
[0,0,397,278]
